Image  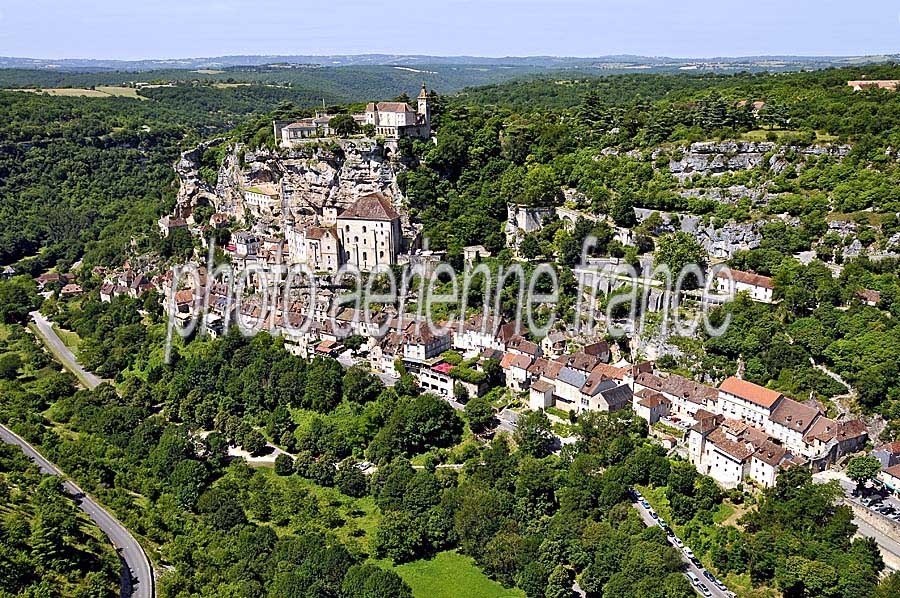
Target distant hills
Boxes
[2,53,900,72]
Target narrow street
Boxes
[632,494,732,598]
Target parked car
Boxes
[686,572,700,585]
[671,537,684,549]
[649,510,658,520]
[697,583,712,597]
[683,547,695,559]
[640,500,650,509]
[703,571,716,583]
[634,489,643,499]
[691,557,703,568]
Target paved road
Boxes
[30,310,102,388]
[0,424,154,598]
[21,312,153,597]
[632,495,731,598]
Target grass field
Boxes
[53,326,82,357]
[387,551,525,598]
[6,86,146,99]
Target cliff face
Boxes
[175,139,403,221]
[659,141,851,182]
[175,138,226,210]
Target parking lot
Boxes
[631,488,734,598]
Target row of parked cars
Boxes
[860,493,900,523]
[632,488,736,598]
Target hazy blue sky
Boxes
[2,1,899,59]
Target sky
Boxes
[1,0,899,60]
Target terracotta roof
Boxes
[527,358,562,380]
[753,441,788,467]
[769,397,821,432]
[531,380,553,393]
[719,377,783,409]
[716,268,774,289]
[875,441,900,455]
[370,101,415,113]
[306,226,337,240]
[507,335,540,356]
[510,354,534,370]
[581,368,614,396]
[637,391,668,409]
[591,363,628,381]
[500,353,518,369]
[856,289,882,304]
[884,464,900,479]
[635,372,717,405]
[707,428,755,461]
[555,351,602,373]
[174,289,196,304]
[60,283,83,295]
[338,193,400,221]
[691,413,724,434]
[694,408,719,422]
[582,341,609,357]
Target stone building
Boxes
[363,84,432,139]
[335,193,402,271]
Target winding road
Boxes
[30,310,102,388]
[6,312,156,598]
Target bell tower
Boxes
[417,82,431,132]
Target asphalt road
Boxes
[18,312,154,597]
[0,423,154,598]
[30,310,102,388]
[632,495,732,598]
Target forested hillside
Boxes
[0,442,121,597]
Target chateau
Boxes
[274,84,432,147]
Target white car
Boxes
[671,537,684,549]
[683,547,695,559]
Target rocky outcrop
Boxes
[175,138,226,209]
[175,138,404,223]
[677,185,768,206]
[634,208,765,259]
[667,141,774,179]
[660,141,851,182]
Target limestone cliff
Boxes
[175,138,405,225]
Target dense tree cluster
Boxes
[0,445,120,597]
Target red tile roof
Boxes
[716,268,774,289]
[338,193,400,221]
[719,377,783,409]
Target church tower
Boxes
[417,83,431,133]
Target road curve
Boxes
[30,310,102,389]
[0,423,154,598]
[18,312,154,597]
